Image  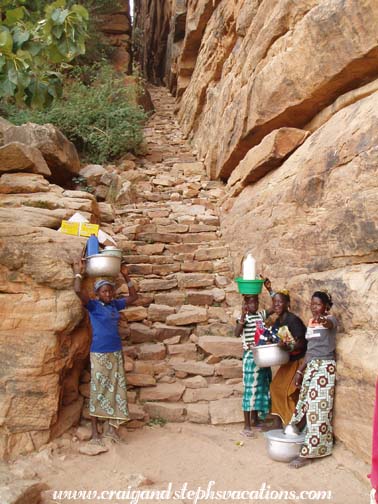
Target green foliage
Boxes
[72,175,94,193]
[6,65,147,163]
[21,200,50,209]
[147,417,167,427]
[74,0,124,66]
[0,0,88,108]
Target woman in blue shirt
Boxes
[74,262,138,445]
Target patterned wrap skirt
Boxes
[89,351,129,428]
[242,350,272,418]
[291,359,336,458]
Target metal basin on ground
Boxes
[264,429,306,462]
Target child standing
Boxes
[235,294,272,437]
[73,261,138,445]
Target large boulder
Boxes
[226,128,309,197]
[0,181,97,228]
[0,173,50,194]
[4,123,80,184]
[0,142,51,176]
[0,117,13,145]
[0,177,95,459]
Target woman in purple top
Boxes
[74,261,138,445]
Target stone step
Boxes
[95,85,242,428]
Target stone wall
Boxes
[135,0,378,462]
[98,0,132,73]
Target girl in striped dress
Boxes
[235,294,272,437]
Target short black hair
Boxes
[312,291,333,309]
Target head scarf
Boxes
[275,289,291,303]
[94,280,115,292]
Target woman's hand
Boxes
[277,341,290,351]
[263,277,272,292]
[294,371,303,388]
[73,259,85,275]
[316,315,332,328]
[121,263,130,278]
[240,302,248,322]
[73,259,89,304]
[121,263,138,305]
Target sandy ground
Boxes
[9,423,371,504]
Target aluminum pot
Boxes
[264,429,305,462]
[252,343,290,368]
[85,253,121,277]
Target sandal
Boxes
[103,432,124,444]
[79,438,108,456]
[89,437,105,446]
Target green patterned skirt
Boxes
[291,359,336,458]
[242,350,272,418]
[89,351,129,428]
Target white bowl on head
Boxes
[252,343,290,367]
[101,246,123,258]
[85,253,121,277]
[264,429,305,462]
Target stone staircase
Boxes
[82,86,244,427]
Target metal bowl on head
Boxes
[252,343,290,367]
[264,429,305,462]
[85,253,121,277]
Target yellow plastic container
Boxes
[60,220,99,237]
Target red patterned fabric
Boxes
[369,378,378,503]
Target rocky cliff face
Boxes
[135,0,378,462]
[134,0,174,83]
[98,0,132,73]
[0,176,92,459]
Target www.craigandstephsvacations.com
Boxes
[51,481,334,502]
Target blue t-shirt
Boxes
[85,298,126,353]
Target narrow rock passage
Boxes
[5,86,370,504]
[100,85,243,427]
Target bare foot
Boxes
[252,422,263,430]
[270,417,282,430]
[240,429,256,438]
[254,423,273,432]
[289,457,312,469]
